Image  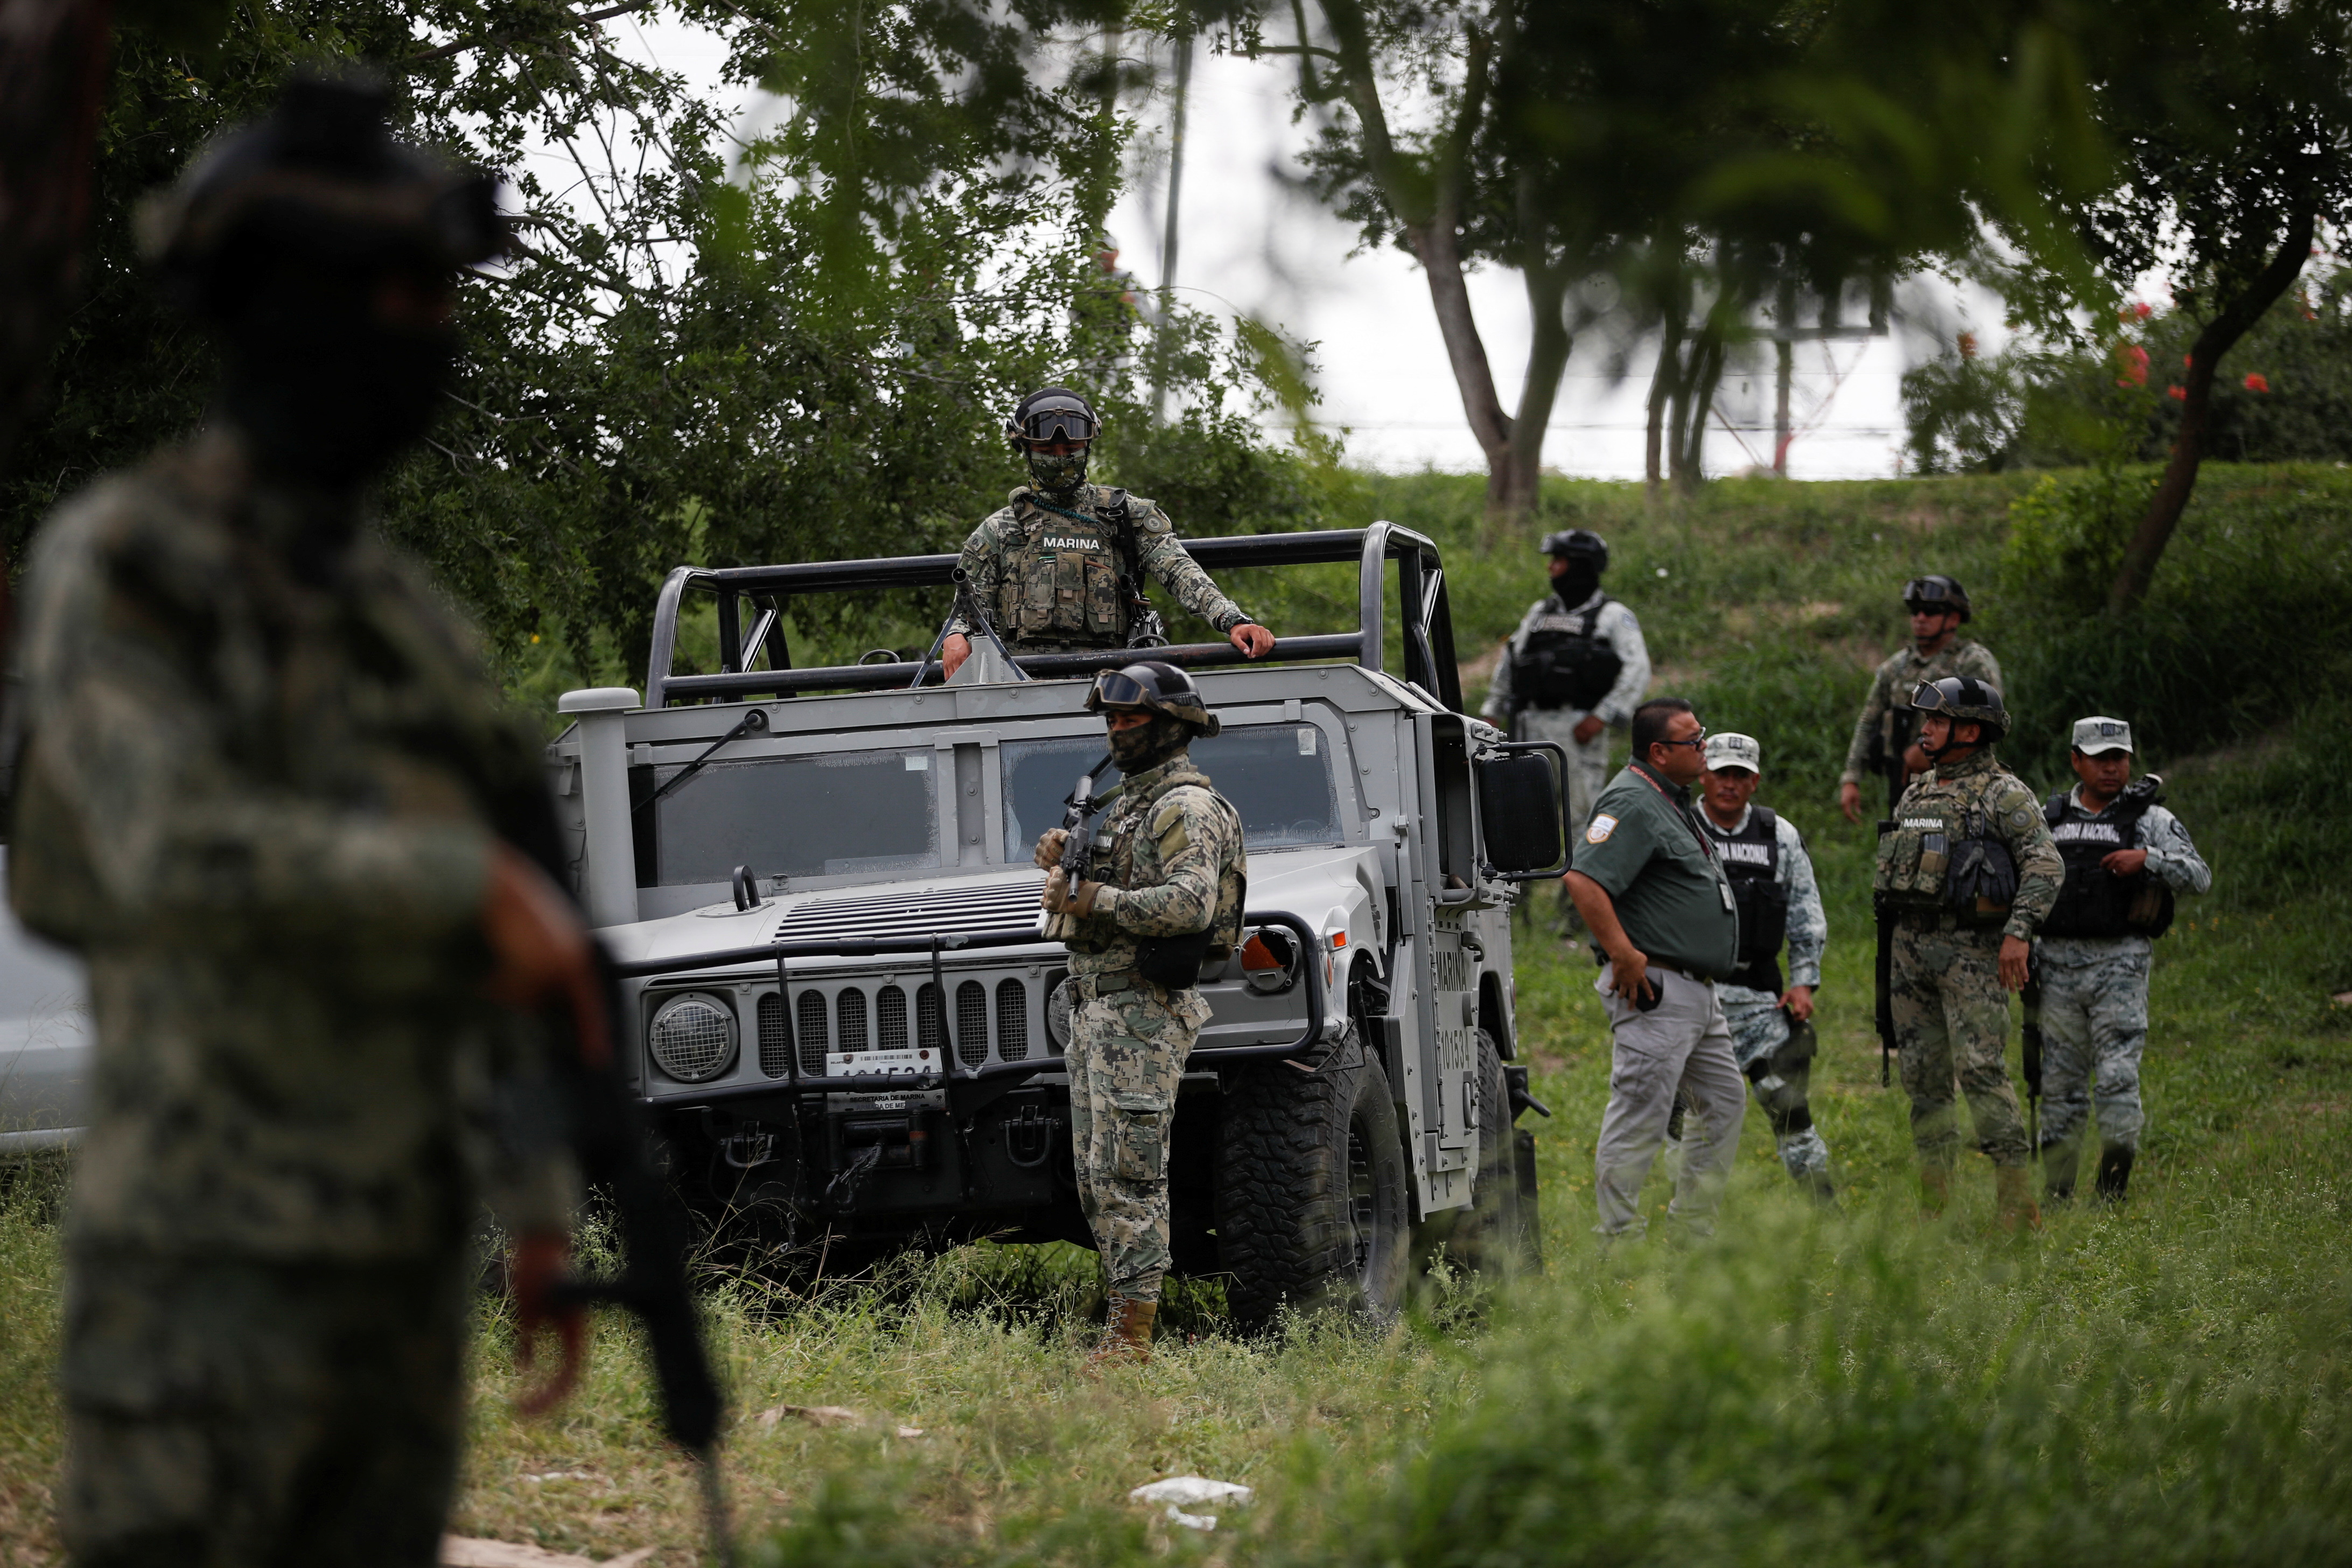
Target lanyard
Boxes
[1632,765,1717,862]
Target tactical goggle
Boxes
[1909,680,1993,713]
[1088,669,1156,711]
[1015,399,1098,444]
[1902,578,1961,608]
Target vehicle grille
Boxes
[837,987,869,1053]
[661,968,1059,1088]
[956,980,989,1067]
[996,977,1030,1061]
[796,990,828,1075]
[877,984,908,1051]
[772,879,1044,946]
[757,993,790,1078]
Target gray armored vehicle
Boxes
[552,525,1565,1323]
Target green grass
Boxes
[5,469,2350,1565]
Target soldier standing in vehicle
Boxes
[1691,733,1835,1201]
[2033,716,2210,1205]
[1033,662,1245,1366]
[8,76,594,1565]
[1564,699,1747,1241]
[1873,677,2063,1230]
[1482,528,1651,830]
[940,388,1278,678]
[1839,576,2001,822]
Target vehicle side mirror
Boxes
[1476,744,1571,880]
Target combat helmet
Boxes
[1910,675,2007,743]
[1539,528,1609,572]
[1086,661,1221,737]
[138,70,505,319]
[1901,574,1972,620]
[1005,387,1102,450]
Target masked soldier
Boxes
[1031,662,1244,1366]
[1482,528,1652,829]
[2033,717,2210,1205]
[940,388,1278,678]
[1872,677,2063,1229]
[1688,733,1835,1201]
[9,76,595,1565]
[1839,576,2003,822]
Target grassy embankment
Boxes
[4,466,2350,1565]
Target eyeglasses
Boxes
[1654,730,1709,751]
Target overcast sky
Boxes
[601,14,2015,481]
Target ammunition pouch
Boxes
[1134,929,1215,990]
[1944,814,2018,927]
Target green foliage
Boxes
[1999,465,2153,605]
[4,1,1332,701]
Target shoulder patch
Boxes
[1586,813,1619,845]
[1130,496,1173,535]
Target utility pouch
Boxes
[1916,831,1949,883]
[1107,1091,1170,1181]
[1772,1013,1818,1075]
[1135,929,1214,989]
[1945,811,2018,926]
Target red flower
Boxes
[1957,331,1978,360]
[2244,373,2270,393]
[2115,343,2150,388]
[2166,385,2187,401]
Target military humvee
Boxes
[550,524,1566,1324]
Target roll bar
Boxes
[642,523,1465,713]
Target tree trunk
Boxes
[1669,318,1726,494]
[1644,306,1683,498]
[2108,205,2315,613]
[1482,261,1572,538]
[0,0,114,472]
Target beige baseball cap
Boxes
[1704,732,1762,773]
[2071,716,2134,756]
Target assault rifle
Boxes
[1873,819,1897,1088]
[547,948,737,1565]
[1044,754,1117,916]
[1871,707,1917,817]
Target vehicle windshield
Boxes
[647,748,941,885]
[1002,724,1343,860]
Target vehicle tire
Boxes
[1445,1029,1539,1278]
[1215,1030,1411,1331]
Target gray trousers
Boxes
[1593,965,1747,1236]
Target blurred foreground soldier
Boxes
[1871,678,2062,1230]
[2032,717,2209,1204]
[940,388,1276,678]
[1839,576,2001,822]
[1482,528,1652,828]
[1690,733,1835,1200]
[1033,662,1244,1366]
[9,75,597,1567]
[1564,699,1745,1241]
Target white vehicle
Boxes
[553,524,1564,1321]
[0,848,91,1157]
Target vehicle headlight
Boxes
[1045,976,1077,1052]
[649,992,738,1083]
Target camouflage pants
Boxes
[59,1244,467,1568]
[2038,946,2151,1177]
[1723,998,1832,1182]
[1067,976,1207,1303]
[1892,923,2029,1168]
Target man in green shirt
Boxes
[1564,698,1746,1238]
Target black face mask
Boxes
[1109,715,1189,773]
[216,267,456,491]
[1552,564,1600,605]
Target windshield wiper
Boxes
[633,707,771,814]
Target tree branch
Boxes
[408,1,658,68]
[2108,199,2316,612]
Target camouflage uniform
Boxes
[9,431,573,1566]
[1839,639,2003,797]
[1047,750,1244,1303]
[947,484,1252,654]
[1701,806,1832,1184]
[1480,589,1651,828]
[1875,750,2062,1171]
[2036,790,2209,1178]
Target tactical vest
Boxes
[1082,758,1247,985]
[998,490,1133,645]
[1875,777,2020,926]
[1509,594,1623,713]
[1705,805,1789,992]
[2039,792,2175,939]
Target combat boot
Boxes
[1918,1163,1952,1217]
[2094,1145,2135,1203]
[1994,1165,2042,1233]
[2040,1132,2083,1206]
[1086,1294,1156,1373]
